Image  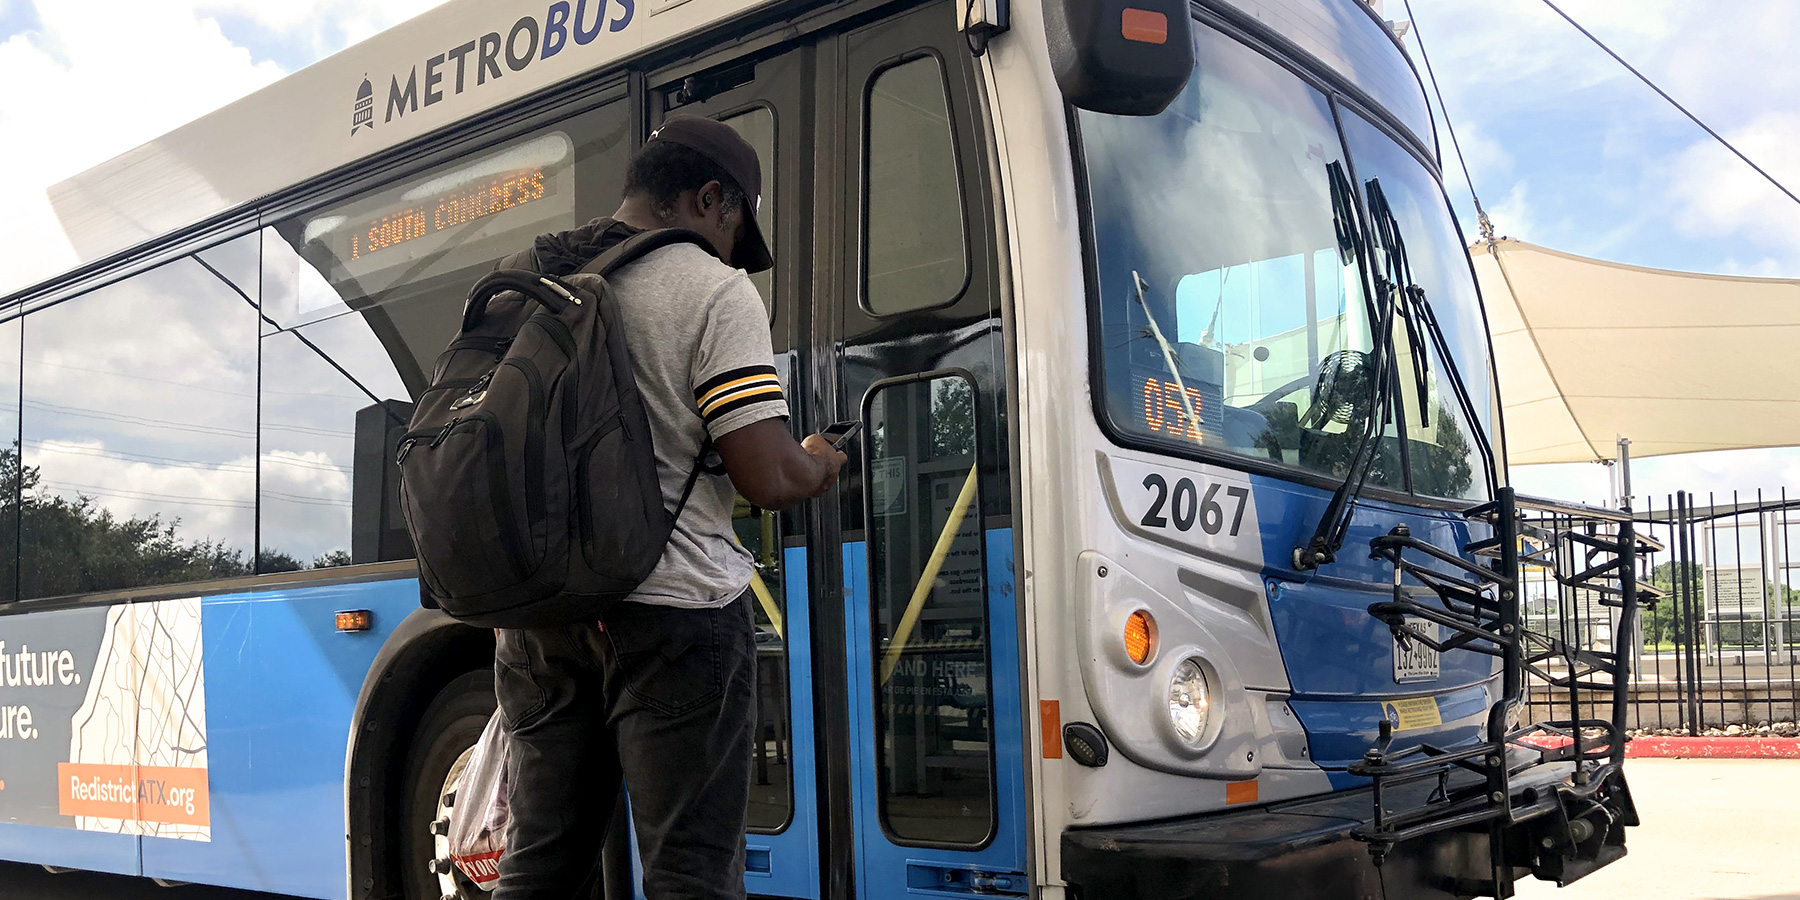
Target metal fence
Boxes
[1518,491,1800,735]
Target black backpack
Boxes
[398,228,714,627]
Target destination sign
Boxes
[291,131,575,315]
[345,167,549,263]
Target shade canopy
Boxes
[1473,238,1800,466]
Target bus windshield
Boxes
[1079,18,1491,500]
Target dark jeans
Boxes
[493,595,756,900]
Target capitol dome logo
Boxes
[352,76,375,136]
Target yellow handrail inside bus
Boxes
[731,524,786,640]
[748,568,784,640]
[879,464,980,685]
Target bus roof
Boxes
[37,0,780,296]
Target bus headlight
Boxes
[1167,657,1210,744]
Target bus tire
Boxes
[402,668,496,900]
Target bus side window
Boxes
[863,372,995,846]
[0,316,18,603]
[862,54,970,316]
[17,236,261,599]
[258,240,416,572]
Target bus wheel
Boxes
[402,669,495,900]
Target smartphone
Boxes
[820,419,863,450]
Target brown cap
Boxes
[648,113,773,274]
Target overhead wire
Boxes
[1399,0,1495,242]
[1535,0,1800,209]
[1404,0,1784,466]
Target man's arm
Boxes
[716,419,846,510]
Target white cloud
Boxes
[260,449,354,564]
[1514,447,1800,511]
[1664,111,1800,267]
[199,0,452,66]
[0,0,449,295]
[27,439,255,548]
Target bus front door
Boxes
[828,4,1028,897]
[647,2,1026,895]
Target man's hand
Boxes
[718,419,849,510]
[800,434,849,493]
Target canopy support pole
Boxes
[1616,437,1633,511]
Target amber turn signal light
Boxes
[1121,8,1170,45]
[336,610,373,632]
[1124,610,1157,665]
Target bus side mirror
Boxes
[1045,0,1194,116]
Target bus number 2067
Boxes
[1139,474,1249,537]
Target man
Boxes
[493,115,846,900]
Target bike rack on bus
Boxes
[1347,487,1658,897]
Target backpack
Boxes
[397,228,715,628]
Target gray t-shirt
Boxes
[600,240,788,608]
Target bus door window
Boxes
[834,1,1011,866]
[720,106,778,315]
[719,102,797,832]
[17,234,261,599]
[863,372,992,844]
[862,54,969,316]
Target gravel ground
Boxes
[1631,722,1800,738]
[1514,758,1800,900]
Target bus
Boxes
[0,0,1642,897]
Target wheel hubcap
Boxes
[436,743,478,898]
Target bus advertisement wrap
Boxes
[0,598,210,841]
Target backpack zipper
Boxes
[500,358,548,534]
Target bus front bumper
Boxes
[1061,761,1633,899]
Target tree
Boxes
[312,549,353,569]
[0,445,339,599]
[1642,560,1704,648]
[256,549,305,574]
[1410,404,1475,498]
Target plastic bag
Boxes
[448,710,511,890]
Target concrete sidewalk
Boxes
[1515,758,1800,900]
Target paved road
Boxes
[1516,758,1800,900]
[7,759,1797,900]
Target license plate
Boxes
[1392,617,1440,683]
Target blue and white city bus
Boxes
[0,0,1640,897]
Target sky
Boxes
[1382,0,1800,509]
[1,0,1797,514]
[0,0,452,296]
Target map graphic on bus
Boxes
[0,597,210,841]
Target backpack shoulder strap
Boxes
[577,227,719,279]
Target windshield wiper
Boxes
[1294,162,1400,570]
[1366,183,1437,431]
[1364,179,1501,490]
